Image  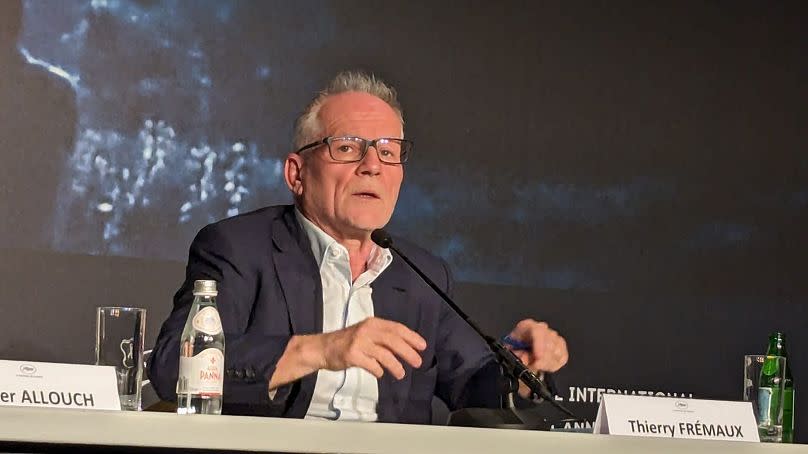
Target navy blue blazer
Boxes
[149,205,502,423]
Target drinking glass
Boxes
[95,307,146,411]
[743,354,787,442]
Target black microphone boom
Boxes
[371,228,576,419]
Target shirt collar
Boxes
[294,207,392,273]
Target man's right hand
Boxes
[319,317,426,379]
[269,317,426,391]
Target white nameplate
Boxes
[593,394,759,442]
[0,360,121,411]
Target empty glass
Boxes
[743,354,787,442]
[95,307,146,411]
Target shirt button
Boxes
[330,248,340,258]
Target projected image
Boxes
[3,0,806,293]
[9,0,611,287]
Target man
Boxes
[149,71,568,423]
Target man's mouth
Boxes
[353,191,380,199]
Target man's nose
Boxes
[357,145,382,175]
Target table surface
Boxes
[0,406,806,454]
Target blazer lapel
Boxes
[372,257,416,422]
[372,258,415,328]
[271,207,322,335]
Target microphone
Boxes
[371,229,575,418]
[370,229,393,248]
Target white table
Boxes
[0,406,805,453]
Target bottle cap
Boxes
[193,280,218,296]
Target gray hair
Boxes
[293,71,404,150]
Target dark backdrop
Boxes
[0,0,806,440]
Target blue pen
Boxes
[501,335,531,351]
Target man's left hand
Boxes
[506,318,568,373]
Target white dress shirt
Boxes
[295,209,393,421]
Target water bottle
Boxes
[763,332,795,442]
[176,280,225,414]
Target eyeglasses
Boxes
[296,136,413,164]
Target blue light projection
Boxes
[8,0,806,292]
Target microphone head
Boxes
[371,229,393,248]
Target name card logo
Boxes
[675,400,689,410]
[16,364,42,378]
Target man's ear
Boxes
[284,153,305,196]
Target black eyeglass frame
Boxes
[296,136,413,164]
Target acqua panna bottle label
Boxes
[178,348,224,395]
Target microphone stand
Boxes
[375,232,581,428]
